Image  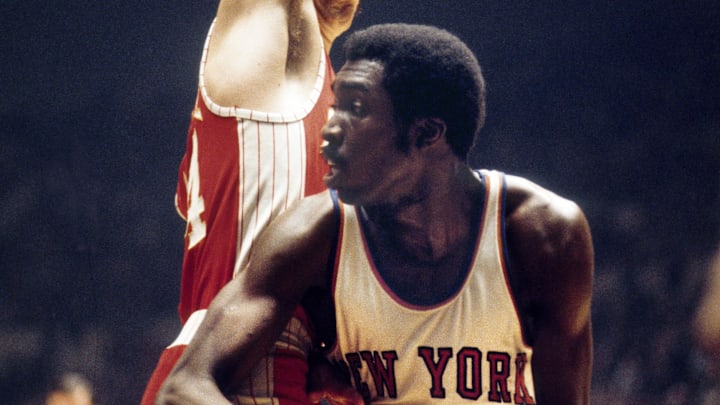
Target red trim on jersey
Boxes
[356,179,489,311]
[141,345,186,405]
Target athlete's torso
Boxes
[329,170,536,404]
[175,19,333,323]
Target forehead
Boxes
[333,60,385,94]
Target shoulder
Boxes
[502,174,592,269]
[503,173,593,270]
[502,175,593,336]
[504,174,591,246]
[251,191,338,285]
[506,175,586,228]
[269,190,336,234]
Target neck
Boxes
[360,168,483,263]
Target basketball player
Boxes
[141,1,361,404]
[156,23,594,404]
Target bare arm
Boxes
[505,176,594,405]
[205,0,322,111]
[156,192,337,404]
[205,0,358,111]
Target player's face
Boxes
[322,60,420,206]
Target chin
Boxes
[333,189,363,206]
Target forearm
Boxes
[156,372,232,405]
[157,287,290,404]
[532,323,592,404]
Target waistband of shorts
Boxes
[168,309,207,348]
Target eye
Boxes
[331,95,366,117]
[350,99,365,116]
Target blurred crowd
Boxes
[1,115,718,403]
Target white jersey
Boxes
[328,170,536,404]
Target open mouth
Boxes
[322,157,341,187]
[321,141,339,167]
[320,140,343,186]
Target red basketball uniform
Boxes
[141,19,333,404]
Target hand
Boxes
[308,388,365,405]
[307,355,365,405]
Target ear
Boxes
[411,117,447,149]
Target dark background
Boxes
[1,0,719,403]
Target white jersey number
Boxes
[186,129,207,249]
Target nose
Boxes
[321,107,343,148]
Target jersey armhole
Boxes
[308,190,344,353]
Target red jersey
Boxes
[175,28,333,323]
[141,20,334,405]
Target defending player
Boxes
[141,1,361,404]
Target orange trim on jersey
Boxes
[325,191,345,355]
[495,172,533,350]
[330,194,345,301]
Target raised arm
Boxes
[505,175,594,405]
[156,192,338,404]
[205,0,358,111]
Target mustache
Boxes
[321,140,340,162]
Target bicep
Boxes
[537,210,593,404]
[540,205,594,335]
[507,192,594,404]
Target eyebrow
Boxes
[332,79,370,93]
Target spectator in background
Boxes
[45,373,93,405]
[694,245,720,360]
